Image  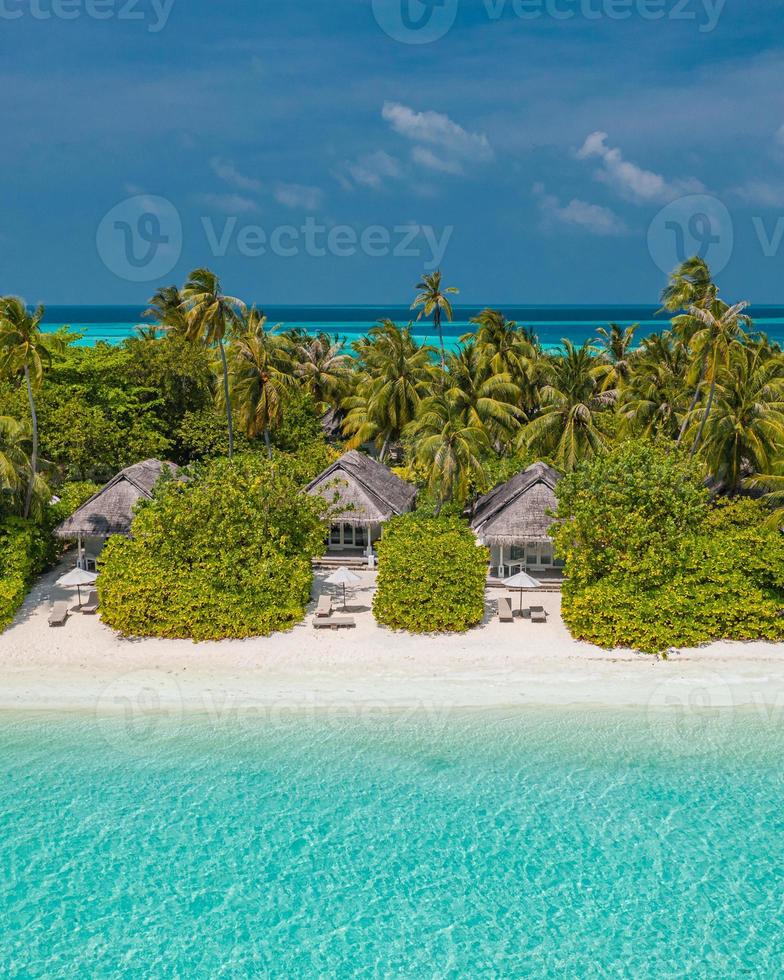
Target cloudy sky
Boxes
[2,0,783,305]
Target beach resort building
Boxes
[471,462,564,578]
[55,459,178,569]
[306,450,416,553]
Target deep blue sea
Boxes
[41,304,784,350]
[2,707,783,977]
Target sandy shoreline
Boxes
[0,563,782,716]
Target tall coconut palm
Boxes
[0,298,63,518]
[686,300,751,456]
[411,270,459,373]
[406,391,489,514]
[619,332,689,440]
[288,331,352,410]
[228,311,294,457]
[181,269,246,458]
[594,322,638,394]
[520,340,609,471]
[744,463,784,529]
[690,343,784,491]
[446,343,523,450]
[144,285,189,336]
[0,416,32,505]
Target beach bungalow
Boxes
[306,450,416,553]
[471,462,564,578]
[55,459,179,569]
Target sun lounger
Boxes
[81,591,99,615]
[315,595,332,618]
[497,596,514,623]
[48,602,69,627]
[530,605,547,624]
[314,616,356,630]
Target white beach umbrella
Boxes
[325,566,362,609]
[503,571,542,614]
[56,567,98,606]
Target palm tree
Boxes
[411,270,459,373]
[406,391,489,514]
[520,340,609,471]
[0,416,31,505]
[144,285,189,336]
[181,269,246,458]
[691,343,784,491]
[342,321,436,460]
[744,463,784,529]
[288,331,352,410]
[446,343,523,449]
[0,298,63,518]
[686,300,751,456]
[228,311,295,457]
[660,256,718,315]
[619,331,689,440]
[594,322,638,394]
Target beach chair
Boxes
[497,596,514,623]
[530,605,548,624]
[314,616,356,630]
[81,591,99,615]
[315,595,332,619]
[48,602,70,628]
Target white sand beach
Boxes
[0,562,782,717]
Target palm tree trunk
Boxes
[435,309,446,375]
[263,427,272,459]
[218,338,234,459]
[677,353,707,447]
[23,365,37,520]
[379,435,390,463]
[690,374,717,457]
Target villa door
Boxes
[329,523,369,550]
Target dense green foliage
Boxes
[98,454,328,641]
[0,519,49,632]
[373,515,489,633]
[557,450,784,653]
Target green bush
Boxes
[98,453,328,641]
[561,497,784,654]
[373,515,489,633]
[0,519,48,631]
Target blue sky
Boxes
[2,0,783,305]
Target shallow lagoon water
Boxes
[1,707,782,977]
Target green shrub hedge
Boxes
[98,454,328,641]
[558,463,784,654]
[373,515,489,633]
[0,519,48,632]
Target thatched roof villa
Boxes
[471,462,564,577]
[55,459,179,568]
[306,450,416,552]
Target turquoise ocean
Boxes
[41,304,784,350]
[2,707,783,976]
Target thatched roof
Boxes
[55,459,179,540]
[306,450,416,526]
[471,462,562,545]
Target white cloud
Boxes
[577,131,704,203]
[382,101,494,167]
[336,151,403,190]
[197,193,259,214]
[274,183,323,210]
[534,183,627,236]
[209,157,263,193]
[732,179,784,207]
[411,146,464,175]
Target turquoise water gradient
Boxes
[2,708,783,976]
